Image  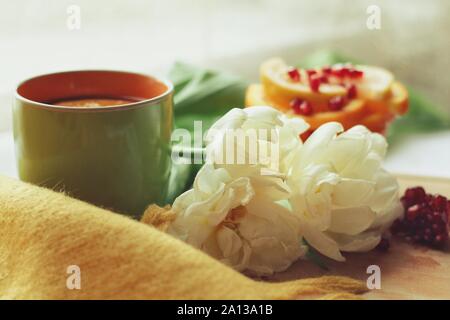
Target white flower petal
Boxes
[299,122,343,166]
[204,227,252,272]
[368,169,400,212]
[371,200,404,230]
[169,165,255,247]
[238,199,305,274]
[208,108,246,131]
[332,232,381,252]
[332,178,375,207]
[216,227,244,259]
[194,165,231,194]
[329,206,376,235]
[301,222,345,262]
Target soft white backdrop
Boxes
[0,0,449,177]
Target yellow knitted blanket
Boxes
[0,175,366,299]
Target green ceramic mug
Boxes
[13,70,173,218]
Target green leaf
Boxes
[169,61,248,133]
[386,89,450,144]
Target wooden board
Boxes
[270,174,450,300]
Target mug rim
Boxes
[15,69,174,113]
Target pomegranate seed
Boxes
[346,84,357,99]
[290,98,302,110]
[309,74,321,92]
[407,204,420,221]
[298,101,313,115]
[291,98,313,116]
[402,187,426,207]
[322,66,332,74]
[349,69,364,79]
[319,75,329,84]
[290,98,303,114]
[391,187,450,249]
[341,67,352,77]
[328,96,346,111]
[331,64,349,77]
[287,67,301,82]
[306,69,317,77]
[331,68,346,78]
[330,63,363,80]
[433,195,447,211]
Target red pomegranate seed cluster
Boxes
[391,187,450,248]
[287,64,363,115]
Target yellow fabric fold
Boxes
[0,175,366,299]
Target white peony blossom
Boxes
[167,164,307,275]
[287,122,403,261]
[205,106,309,178]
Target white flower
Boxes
[167,164,307,275]
[205,106,309,178]
[167,105,402,272]
[287,122,403,261]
